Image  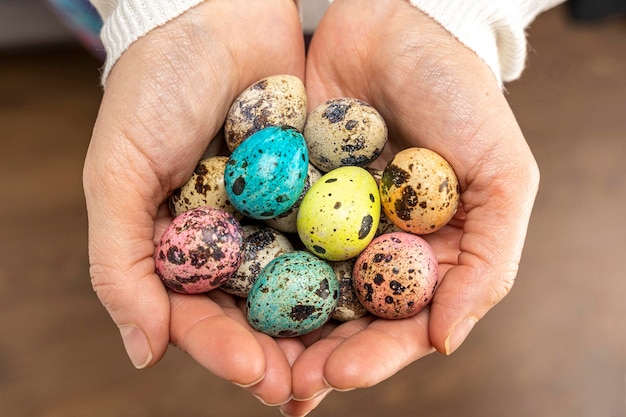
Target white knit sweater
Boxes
[90,0,565,86]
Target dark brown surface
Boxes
[1,6,625,417]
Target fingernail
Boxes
[231,373,265,388]
[292,387,332,402]
[279,409,310,417]
[252,393,292,407]
[445,318,477,355]
[322,376,354,392]
[119,325,152,369]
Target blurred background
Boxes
[1,1,625,416]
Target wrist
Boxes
[94,0,205,85]
[408,0,510,86]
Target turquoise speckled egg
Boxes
[224,126,308,220]
[246,251,339,337]
[297,166,381,261]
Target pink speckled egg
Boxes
[155,207,245,294]
[353,232,438,319]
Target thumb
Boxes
[83,142,171,368]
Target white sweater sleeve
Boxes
[90,0,204,82]
[91,0,565,86]
[409,0,566,84]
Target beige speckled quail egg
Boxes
[380,147,459,234]
[329,259,369,322]
[224,75,307,152]
[303,97,387,172]
[220,225,294,298]
[169,156,242,219]
[264,163,323,233]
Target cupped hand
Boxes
[82,0,306,406]
[281,0,540,415]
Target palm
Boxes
[281,1,539,413]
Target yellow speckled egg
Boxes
[297,166,380,261]
[380,147,459,234]
[224,75,307,152]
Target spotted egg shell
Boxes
[304,97,387,172]
[169,156,242,219]
[224,75,307,152]
[380,147,460,234]
[220,225,294,298]
[329,259,369,322]
[224,125,309,220]
[297,166,380,261]
[367,168,403,236]
[246,251,339,337]
[264,163,323,233]
[353,232,438,319]
[155,207,245,294]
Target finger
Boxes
[275,337,307,367]
[177,290,294,406]
[89,256,170,369]
[84,144,172,369]
[245,333,294,406]
[169,291,267,387]
[246,336,308,407]
[322,310,435,391]
[279,389,332,417]
[289,317,375,400]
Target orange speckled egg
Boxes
[379,147,459,234]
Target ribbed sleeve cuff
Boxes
[94,0,204,84]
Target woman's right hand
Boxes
[83,0,306,406]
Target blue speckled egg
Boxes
[224,126,308,220]
[246,251,339,337]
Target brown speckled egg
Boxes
[169,156,242,220]
[304,97,387,172]
[380,147,459,234]
[155,207,245,294]
[220,225,294,298]
[353,232,438,319]
[264,163,323,233]
[329,259,369,322]
[224,75,307,152]
[367,168,403,236]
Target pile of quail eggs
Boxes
[156,75,460,337]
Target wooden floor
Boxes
[1,6,626,417]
